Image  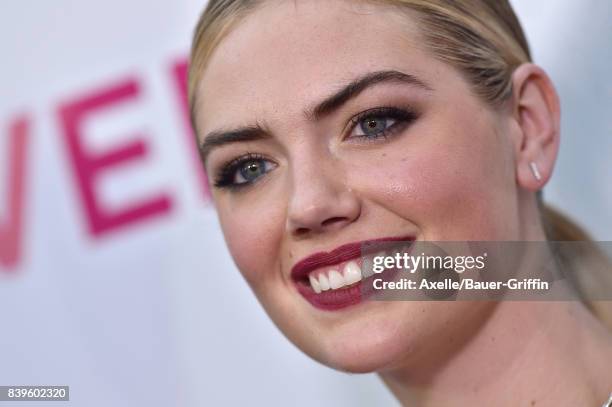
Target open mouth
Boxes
[292,237,415,310]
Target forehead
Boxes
[195,0,436,137]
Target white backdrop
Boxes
[0,1,610,406]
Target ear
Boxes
[510,63,560,191]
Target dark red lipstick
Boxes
[291,235,415,310]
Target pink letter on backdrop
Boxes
[0,116,28,270]
[171,58,211,201]
[58,79,172,238]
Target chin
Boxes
[306,306,418,374]
[321,341,406,374]
[298,300,494,376]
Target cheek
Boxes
[216,193,286,286]
[354,121,516,239]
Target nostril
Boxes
[294,227,310,236]
[292,218,345,237]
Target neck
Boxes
[379,297,612,406]
[379,198,612,405]
[379,199,612,407]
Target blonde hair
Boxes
[188,0,612,327]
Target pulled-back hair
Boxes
[188,0,612,327]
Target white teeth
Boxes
[343,261,362,285]
[318,273,330,291]
[363,251,386,278]
[328,269,345,289]
[307,245,413,293]
[308,260,367,293]
[309,274,321,294]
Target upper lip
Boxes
[290,235,416,281]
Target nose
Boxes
[286,158,361,237]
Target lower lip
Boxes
[294,265,402,311]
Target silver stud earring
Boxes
[529,161,542,181]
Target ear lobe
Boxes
[510,63,561,191]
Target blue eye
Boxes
[213,107,417,191]
[214,153,276,189]
[359,117,396,138]
[237,159,268,183]
[348,106,418,141]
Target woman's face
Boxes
[195,0,523,373]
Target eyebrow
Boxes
[199,69,432,163]
[304,69,432,121]
[198,123,268,164]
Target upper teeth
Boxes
[361,250,386,279]
[308,260,364,294]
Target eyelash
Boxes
[213,152,273,190]
[346,106,418,142]
[213,105,419,190]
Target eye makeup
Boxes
[344,105,419,142]
[211,104,420,191]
